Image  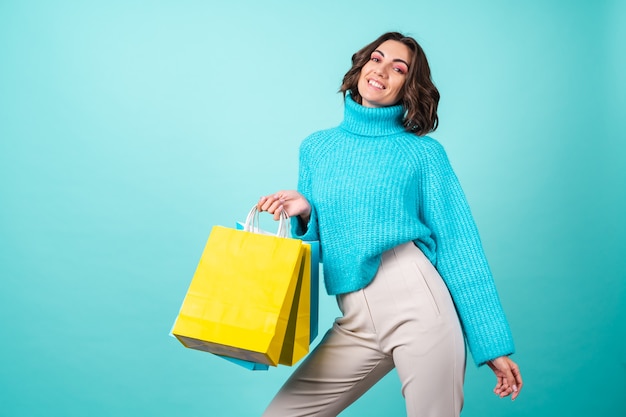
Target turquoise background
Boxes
[1,1,624,416]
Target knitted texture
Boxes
[292,95,515,366]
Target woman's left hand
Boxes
[487,356,523,401]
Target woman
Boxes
[258,32,522,417]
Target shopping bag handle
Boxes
[244,206,290,238]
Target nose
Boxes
[373,67,388,78]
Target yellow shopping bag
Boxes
[278,242,311,366]
[173,208,309,366]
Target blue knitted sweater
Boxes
[292,95,515,366]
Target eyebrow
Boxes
[374,49,410,68]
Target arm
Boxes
[420,141,521,398]
[258,139,320,243]
[420,141,515,362]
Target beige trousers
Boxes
[262,242,466,417]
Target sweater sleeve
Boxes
[291,139,320,245]
[420,141,515,366]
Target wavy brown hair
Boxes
[340,32,440,136]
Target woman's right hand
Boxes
[258,190,311,223]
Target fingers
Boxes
[488,357,522,401]
[258,190,310,221]
[510,362,523,401]
[501,358,522,401]
[492,375,505,395]
[486,361,507,396]
[494,374,511,398]
[496,358,515,398]
[258,194,286,220]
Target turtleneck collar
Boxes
[339,94,406,137]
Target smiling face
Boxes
[357,40,412,108]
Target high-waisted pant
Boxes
[262,242,466,417]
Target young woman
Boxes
[258,32,523,417]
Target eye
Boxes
[370,52,383,63]
[393,66,407,74]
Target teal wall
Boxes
[1,1,624,416]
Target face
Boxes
[357,40,412,108]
